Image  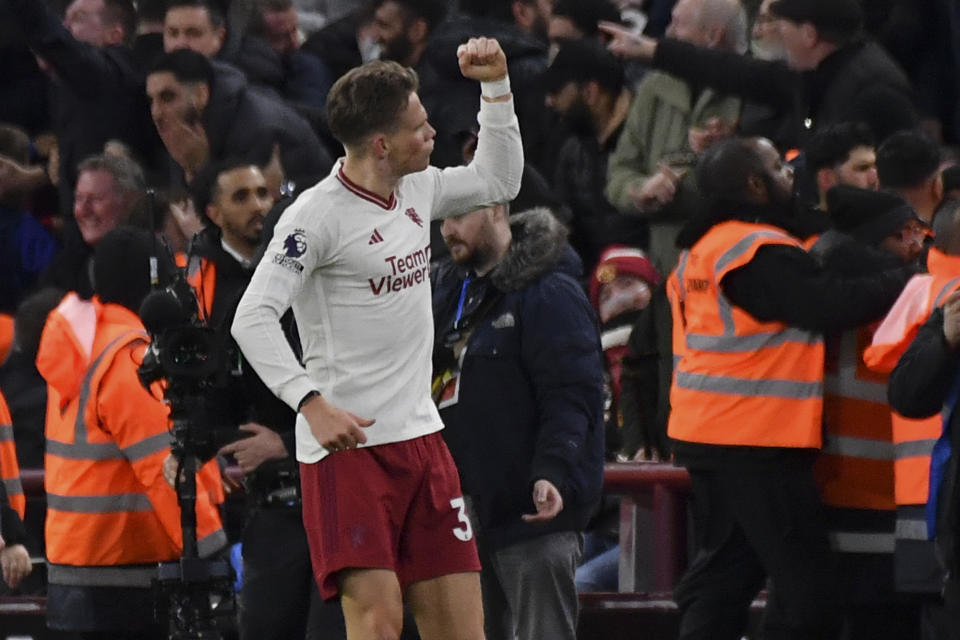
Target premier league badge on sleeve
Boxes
[273,229,308,273]
[284,230,308,257]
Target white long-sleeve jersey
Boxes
[232,92,522,463]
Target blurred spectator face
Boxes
[835,145,879,191]
[545,81,580,115]
[441,206,499,270]
[776,18,817,70]
[164,6,226,57]
[545,82,594,135]
[666,0,714,47]
[374,1,415,63]
[64,0,110,46]
[597,274,651,324]
[262,6,300,56]
[514,0,552,42]
[74,169,129,245]
[750,0,785,61]
[881,219,926,264]
[548,15,583,46]
[207,166,273,254]
[756,138,794,205]
[146,71,209,140]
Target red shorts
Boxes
[300,431,481,599]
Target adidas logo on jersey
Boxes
[368,229,384,244]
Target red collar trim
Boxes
[336,165,396,210]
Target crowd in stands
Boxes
[2,0,960,637]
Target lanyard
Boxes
[453,274,471,330]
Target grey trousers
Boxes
[478,531,584,640]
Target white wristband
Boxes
[481,76,511,99]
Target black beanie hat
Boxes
[826,185,919,245]
[770,0,862,37]
[94,226,176,313]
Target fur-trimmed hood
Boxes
[490,208,580,292]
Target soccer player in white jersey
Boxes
[232,37,523,640]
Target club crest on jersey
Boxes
[284,230,308,257]
[404,207,424,227]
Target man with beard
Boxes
[371,0,447,68]
[431,196,604,640]
[545,39,639,273]
[666,137,915,640]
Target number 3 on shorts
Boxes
[449,497,474,541]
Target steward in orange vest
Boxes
[866,201,960,602]
[36,228,226,637]
[667,138,913,640]
[887,280,960,638]
[805,185,926,636]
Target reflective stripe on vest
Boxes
[895,515,929,541]
[46,431,173,462]
[828,531,896,554]
[199,529,229,558]
[668,222,824,448]
[0,392,24,519]
[816,328,895,511]
[674,371,821,399]
[47,563,160,588]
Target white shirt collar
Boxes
[221,237,253,270]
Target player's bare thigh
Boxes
[406,571,485,640]
[339,568,405,640]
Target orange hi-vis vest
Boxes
[813,327,895,515]
[0,312,12,364]
[0,389,25,519]
[864,248,960,531]
[186,253,216,323]
[39,296,226,588]
[668,221,825,448]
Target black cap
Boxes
[543,39,625,95]
[827,185,919,245]
[94,226,176,314]
[770,0,862,36]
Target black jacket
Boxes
[652,38,917,150]
[190,229,298,481]
[553,122,648,272]
[205,62,332,190]
[431,210,605,549]
[671,202,914,469]
[417,17,557,172]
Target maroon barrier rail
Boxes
[22,463,690,591]
[601,462,691,592]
